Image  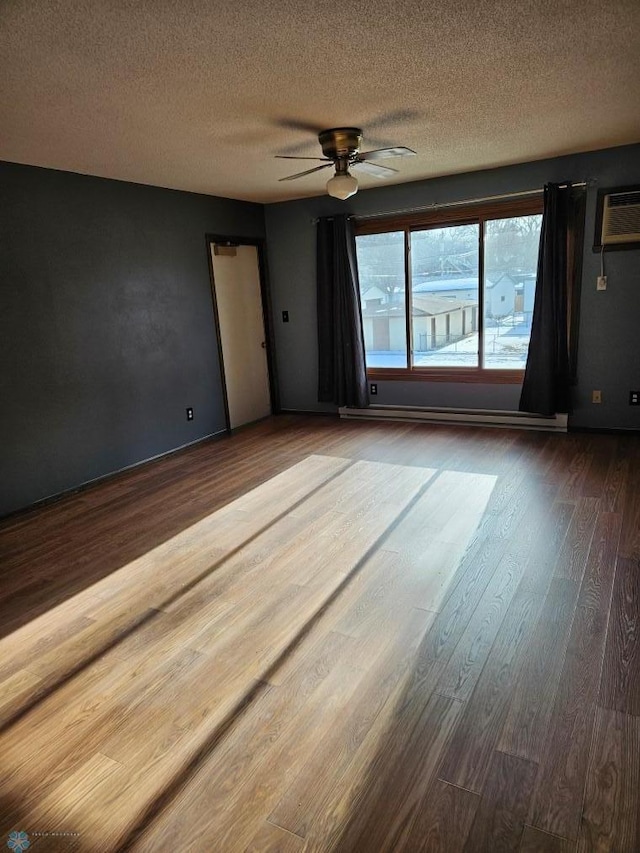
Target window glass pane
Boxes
[356,232,407,368]
[483,214,542,369]
[410,224,479,367]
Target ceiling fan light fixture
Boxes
[326,172,358,200]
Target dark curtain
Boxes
[520,183,586,416]
[317,215,369,408]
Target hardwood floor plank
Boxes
[553,497,599,583]
[577,705,640,853]
[20,629,352,848]
[437,585,544,794]
[379,469,499,612]
[399,778,480,853]
[435,549,531,702]
[245,822,304,852]
[267,607,434,839]
[517,501,576,596]
[324,693,464,852]
[498,578,578,762]
[268,621,439,850]
[538,435,585,487]
[438,500,575,793]
[97,587,326,766]
[519,826,573,852]
[127,655,370,850]
[388,538,471,614]
[262,548,414,688]
[0,668,43,719]
[404,480,561,718]
[228,452,352,517]
[7,752,124,851]
[601,453,629,514]
[463,750,538,852]
[530,512,623,840]
[558,450,593,501]
[385,470,498,544]
[0,615,96,686]
[0,647,203,821]
[598,556,640,715]
[287,458,432,522]
[618,452,640,561]
[328,549,415,640]
[579,435,616,500]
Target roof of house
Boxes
[412,278,479,294]
[363,295,476,318]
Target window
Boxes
[355,198,543,382]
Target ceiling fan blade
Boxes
[359,147,417,161]
[367,108,422,130]
[278,163,333,182]
[273,118,326,134]
[275,155,331,161]
[352,161,398,179]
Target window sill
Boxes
[366,368,525,385]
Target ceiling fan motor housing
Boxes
[318,127,363,160]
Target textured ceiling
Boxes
[1,0,639,203]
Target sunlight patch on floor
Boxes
[0,455,497,849]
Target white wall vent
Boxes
[597,187,640,248]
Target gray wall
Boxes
[0,162,265,516]
[265,144,640,429]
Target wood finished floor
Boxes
[1,415,639,852]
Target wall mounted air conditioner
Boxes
[594,185,640,250]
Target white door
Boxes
[210,244,272,429]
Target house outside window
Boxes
[355,197,543,383]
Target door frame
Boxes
[205,234,280,432]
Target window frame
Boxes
[355,196,543,384]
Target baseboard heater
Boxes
[339,404,568,432]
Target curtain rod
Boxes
[352,181,590,223]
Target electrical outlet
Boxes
[597,275,608,291]
[592,390,602,404]
[186,407,194,420]
[370,383,378,395]
[630,391,640,406]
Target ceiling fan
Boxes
[276,127,416,200]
